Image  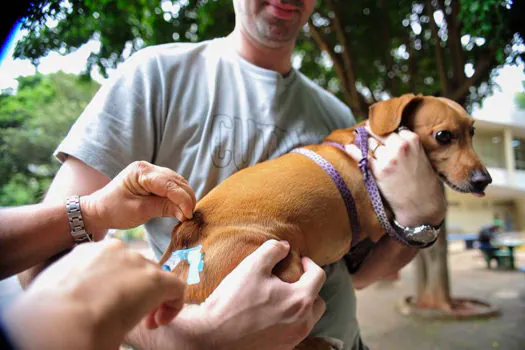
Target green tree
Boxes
[0,72,99,205]
[13,0,525,312]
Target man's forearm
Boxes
[351,235,417,290]
[0,203,73,280]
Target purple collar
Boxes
[290,147,361,248]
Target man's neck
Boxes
[228,29,294,76]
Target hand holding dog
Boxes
[201,239,327,349]
[4,239,185,350]
[346,126,446,226]
[81,160,197,233]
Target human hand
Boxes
[204,240,326,349]
[154,240,327,350]
[4,239,185,350]
[345,125,446,226]
[81,161,197,231]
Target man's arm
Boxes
[351,235,417,290]
[17,157,110,287]
[0,202,79,279]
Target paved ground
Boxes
[356,244,525,350]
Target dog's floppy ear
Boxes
[369,93,422,136]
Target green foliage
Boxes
[14,0,523,118]
[460,0,511,46]
[17,0,235,77]
[0,72,99,205]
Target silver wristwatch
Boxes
[66,195,93,244]
[391,219,442,247]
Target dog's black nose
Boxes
[471,169,492,192]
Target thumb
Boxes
[239,239,291,275]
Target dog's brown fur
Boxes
[159,94,491,348]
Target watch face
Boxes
[405,228,439,245]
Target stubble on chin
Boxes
[253,15,299,47]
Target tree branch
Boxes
[325,0,368,116]
[407,33,417,93]
[440,0,465,88]
[307,19,353,108]
[427,0,448,95]
[365,85,378,104]
[450,48,497,102]
[378,0,395,92]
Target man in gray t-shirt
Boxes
[21,1,446,349]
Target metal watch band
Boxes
[66,195,93,244]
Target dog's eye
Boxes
[435,130,454,145]
[470,127,476,137]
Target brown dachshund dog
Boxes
[159,94,491,348]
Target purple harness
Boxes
[291,126,422,248]
[291,147,361,248]
[353,127,397,237]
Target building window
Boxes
[514,138,525,170]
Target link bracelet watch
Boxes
[391,219,443,248]
[66,195,93,244]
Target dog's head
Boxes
[368,93,491,196]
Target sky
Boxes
[0,24,524,120]
[0,27,106,90]
[471,63,525,119]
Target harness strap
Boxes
[354,126,438,248]
[290,147,361,248]
[354,127,398,237]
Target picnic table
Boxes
[492,238,525,270]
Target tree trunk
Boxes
[414,219,452,310]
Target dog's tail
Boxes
[158,209,205,266]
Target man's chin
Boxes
[257,23,299,46]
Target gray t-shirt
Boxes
[55,37,363,349]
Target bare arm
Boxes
[351,235,417,290]
[0,202,77,279]
[16,157,110,286]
